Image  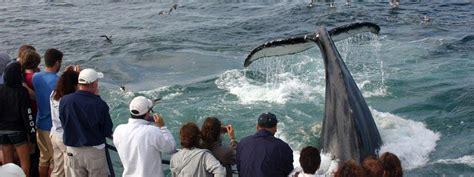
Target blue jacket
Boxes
[59,90,113,147]
[236,129,293,177]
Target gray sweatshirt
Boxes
[170,148,226,177]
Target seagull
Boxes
[158,11,168,15]
[308,0,315,7]
[423,15,431,23]
[389,0,400,8]
[159,4,178,16]
[100,35,112,42]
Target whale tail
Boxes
[244,22,380,67]
[243,22,383,163]
[244,35,316,67]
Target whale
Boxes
[243,22,383,164]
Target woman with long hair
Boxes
[49,70,79,177]
[201,117,237,177]
[170,122,225,177]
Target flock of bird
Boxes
[308,0,401,8]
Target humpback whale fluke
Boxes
[243,22,383,164]
[244,22,380,67]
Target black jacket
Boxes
[0,62,36,143]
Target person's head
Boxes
[180,122,200,149]
[362,156,383,177]
[380,152,402,177]
[299,146,321,174]
[19,50,40,70]
[201,117,223,150]
[44,48,63,72]
[129,96,154,119]
[256,112,278,135]
[17,45,36,61]
[53,70,79,101]
[3,62,23,87]
[77,68,103,94]
[335,160,367,177]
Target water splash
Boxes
[338,34,389,97]
[373,109,441,170]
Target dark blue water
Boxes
[1,0,473,176]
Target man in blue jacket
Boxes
[236,112,294,177]
[59,68,113,177]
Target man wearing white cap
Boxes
[59,68,113,177]
[113,96,176,177]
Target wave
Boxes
[373,109,440,170]
[432,155,474,168]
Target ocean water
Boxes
[1,0,473,176]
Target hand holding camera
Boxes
[153,114,165,128]
[223,125,235,140]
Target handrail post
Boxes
[106,143,116,177]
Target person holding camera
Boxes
[113,96,176,177]
[201,117,237,177]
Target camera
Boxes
[221,126,228,133]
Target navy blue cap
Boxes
[258,112,278,128]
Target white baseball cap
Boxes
[78,68,104,84]
[129,96,153,116]
[0,163,26,177]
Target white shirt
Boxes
[49,91,63,138]
[113,118,176,177]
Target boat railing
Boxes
[105,141,171,177]
[105,140,237,177]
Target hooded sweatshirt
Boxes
[0,62,36,143]
[170,148,226,177]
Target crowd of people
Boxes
[0,45,404,177]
